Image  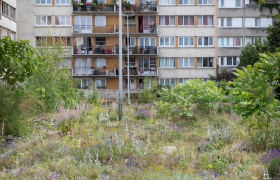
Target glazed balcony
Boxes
[72,25,158,35]
[72,46,158,56]
[72,67,158,77]
[72,2,158,13]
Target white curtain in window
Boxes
[197,16,202,25]
[95,16,106,26]
[95,58,106,68]
[208,16,213,25]
[170,16,175,25]
[159,17,165,25]
[197,58,203,67]
[170,58,175,67]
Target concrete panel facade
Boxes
[158,27,215,36]
[158,6,215,15]
[217,48,242,57]
[158,68,215,79]
[218,28,244,37]
[159,48,215,57]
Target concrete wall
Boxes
[159,27,215,36]
[0,0,17,33]
[158,6,215,15]
[159,47,215,57]
[158,68,215,79]
[217,48,242,57]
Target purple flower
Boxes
[261,148,280,164]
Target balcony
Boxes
[72,25,158,35]
[72,2,158,13]
[72,46,158,56]
[72,67,158,77]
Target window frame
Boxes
[95,37,106,46]
[197,0,214,5]
[125,37,136,47]
[178,37,194,47]
[159,37,175,47]
[95,16,106,27]
[10,31,16,40]
[159,57,175,68]
[197,37,214,47]
[178,0,194,5]
[197,57,214,68]
[159,79,176,87]
[55,16,71,26]
[2,28,8,37]
[10,6,16,20]
[2,2,8,16]
[178,58,195,67]
[55,0,71,5]
[55,57,72,69]
[159,16,176,26]
[95,78,106,88]
[138,37,156,47]
[219,57,239,66]
[35,16,52,26]
[197,16,214,26]
[159,0,175,5]
[178,16,195,26]
[36,0,52,5]
[255,18,261,27]
[55,37,72,46]
[36,36,53,46]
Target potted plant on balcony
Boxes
[90,3,96,11]
[103,66,106,69]
[97,1,103,11]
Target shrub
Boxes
[261,148,280,178]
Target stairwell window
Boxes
[159,58,175,68]
[178,37,194,47]
[35,16,52,26]
[197,58,213,67]
[178,58,194,67]
[197,16,213,25]
[197,37,213,46]
[159,0,175,5]
[55,0,71,5]
[178,16,194,25]
[55,16,71,26]
[159,79,176,87]
[178,0,194,4]
[198,0,213,5]
[36,0,52,5]
[159,37,175,47]
[159,16,175,26]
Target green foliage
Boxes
[238,39,268,68]
[265,19,280,53]
[0,37,43,86]
[25,34,79,111]
[229,52,280,150]
[139,78,158,104]
[268,158,280,178]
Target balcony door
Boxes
[139,16,156,33]
[74,16,92,33]
[138,58,156,72]
[74,58,92,76]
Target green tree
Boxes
[265,19,280,53]
[0,37,42,86]
[229,52,280,150]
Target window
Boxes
[95,16,106,26]
[159,79,176,87]
[75,79,93,89]
[55,37,71,46]
[126,0,135,4]
[10,31,16,40]
[178,0,194,4]
[159,58,175,67]
[2,28,8,37]
[36,0,52,5]
[10,6,16,20]
[35,16,52,26]
[74,58,92,76]
[55,16,71,26]
[178,37,194,47]
[221,18,224,26]
[255,18,261,26]
[227,18,232,26]
[197,16,213,25]
[159,37,175,47]
[197,58,213,67]
[139,37,156,47]
[178,16,194,25]
[125,58,136,67]
[198,0,213,5]
[138,58,156,71]
[74,16,92,33]
[56,57,72,68]
[236,0,241,7]
[95,58,106,68]
[159,16,175,26]
[95,37,106,46]
[178,58,194,67]
[219,57,239,66]
[96,79,106,88]
[55,0,71,4]
[233,37,241,46]
[219,37,242,47]
[159,0,175,5]
[2,2,8,16]
[36,37,53,46]
[221,0,224,7]
[245,37,264,45]
[125,17,135,25]
[125,37,136,46]
[197,37,213,46]
[178,78,193,84]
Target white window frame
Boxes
[74,16,92,33]
[35,16,52,26]
[255,18,261,27]
[159,37,175,47]
[178,16,195,26]
[197,0,213,5]
[55,16,71,26]
[219,37,242,47]
[95,78,106,88]
[138,37,156,47]
[159,79,176,87]
[178,0,194,5]
[197,37,214,47]
[178,58,195,67]
[219,57,239,66]
[95,58,106,68]
[125,58,136,67]
[10,31,16,40]
[197,57,214,68]
[197,16,214,26]
[159,0,175,5]
[75,79,93,89]
[55,0,71,5]
[159,58,175,68]
[178,37,194,47]
[125,37,136,47]
[95,16,106,27]
[159,16,175,26]
[36,0,52,5]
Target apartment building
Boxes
[0,0,17,40]
[15,0,277,99]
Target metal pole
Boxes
[118,1,123,118]
[127,16,130,105]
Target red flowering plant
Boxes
[103,66,106,69]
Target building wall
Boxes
[0,0,17,38]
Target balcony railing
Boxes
[73,67,158,76]
[73,25,158,34]
[72,46,158,55]
[72,2,158,12]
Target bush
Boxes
[261,148,280,178]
